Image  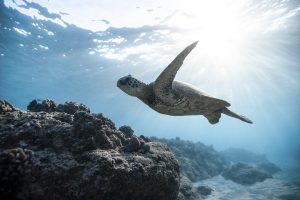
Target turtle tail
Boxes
[221,108,253,124]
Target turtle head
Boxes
[117,75,146,97]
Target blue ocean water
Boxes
[0,0,299,174]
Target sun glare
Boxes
[182,1,258,67]
[167,0,299,70]
[165,0,277,69]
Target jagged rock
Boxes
[152,137,229,181]
[27,99,57,112]
[124,136,141,152]
[53,112,73,124]
[0,100,18,113]
[0,148,34,200]
[196,186,213,196]
[222,162,272,185]
[177,176,201,200]
[140,135,151,143]
[140,143,151,153]
[256,162,281,175]
[0,99,180,200]
[56,101,90,114]
[27,99,90,114]
[119,125,134,137]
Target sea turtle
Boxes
[117,41,252,124]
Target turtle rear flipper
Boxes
[204,112,221,124]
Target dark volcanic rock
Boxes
[0,148,34,200]
[177,176,201,200]
[222,162,272,185]
[124,136,141,152]
[27,99,90,114]
[256,161,281,175]
[140,135,151,143]
[56,101,90,114]
[153,137,229,182]
[119,125,134,138]
[196,186,213,196]
[27,99,57,112]
[0,99,180,200]
[0,100,18,113]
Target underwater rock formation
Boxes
[220,147,281,176]
[152,137,229,182]
[118,125,134,138]
[0,99,180,200]
[256,161,281,175]
[196,185,213,196]
[27,99,90,114]
[220,147,268,164]
[0,100,19,113]
[222,162,272,185]
[0,148,34,200]
[177,176,202,200]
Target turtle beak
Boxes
[117,80,121,87]
[117,78,126,87]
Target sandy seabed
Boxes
[195,172,300,200]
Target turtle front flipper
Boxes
[153,41,198,104]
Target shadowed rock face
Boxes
[256,161,281,175]
[222,162,272,185]
[220,147,281,176]
[177,176,201,200]
[0,99,180,200]
[196,185,213,196]
[152,137,229,182]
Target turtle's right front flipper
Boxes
[153,41,198,104]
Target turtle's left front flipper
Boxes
[153,41,198,104]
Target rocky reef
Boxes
[152,137,229,182]
[0,99,180,200]
[256,161,281,175]
[1,99,286,200]
[176,175,214,200]
[220,147,268,164]
[222,162,272,185]
[154,137,282,187]
[177,176,201,200]
[220,147,280,184]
